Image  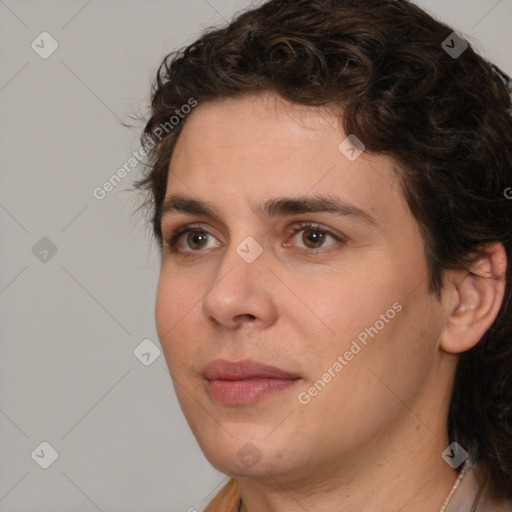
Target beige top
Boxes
[444,460,512,512]
[204,478,239,512]
[203,461,512,512]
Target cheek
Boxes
[155,268,203,369]
[299,291,440,444]
[301,247,436,386]
[306,259,402,342]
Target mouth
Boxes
[203,359,302,405]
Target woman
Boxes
[135,1,512,510]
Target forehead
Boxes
[165,93,409,225]
[172,94,344,161]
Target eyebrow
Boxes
[159,194,377,226]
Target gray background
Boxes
[0,0,511,511]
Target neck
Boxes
[236,416,460,512]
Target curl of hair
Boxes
[135,0,512,499]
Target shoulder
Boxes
[470,462,512,512]
[475,481,512,512]
[446,459,512,512]
[204,478,240,512]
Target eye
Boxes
[286,222,345,252]
[164,222,346,255]
[164,224,220,253]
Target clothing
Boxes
[203,461,512,512]
[444,459,512,512]
[204,478,239,512]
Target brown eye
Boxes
[289,223,343,252]
[185,231,210,250]
[165,224,220,253]
[301,229,327,249]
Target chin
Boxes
[197,430,297,478]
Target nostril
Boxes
[208,316,221,327]
[237,314,256,321]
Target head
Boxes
[135,0,512,500]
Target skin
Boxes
[155,93,506,512]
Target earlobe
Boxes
[440,242,507,354]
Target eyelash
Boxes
[163,222,346,255]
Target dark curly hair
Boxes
[134,0,512,500]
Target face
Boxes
[155,93,450,481]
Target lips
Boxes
[203,359,301,405]
[204,359,301,380]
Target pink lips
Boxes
[203,359,301,405]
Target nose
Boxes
[201,242,278,331]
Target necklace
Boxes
[438,458,476,512]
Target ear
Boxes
[439,242,507,354]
